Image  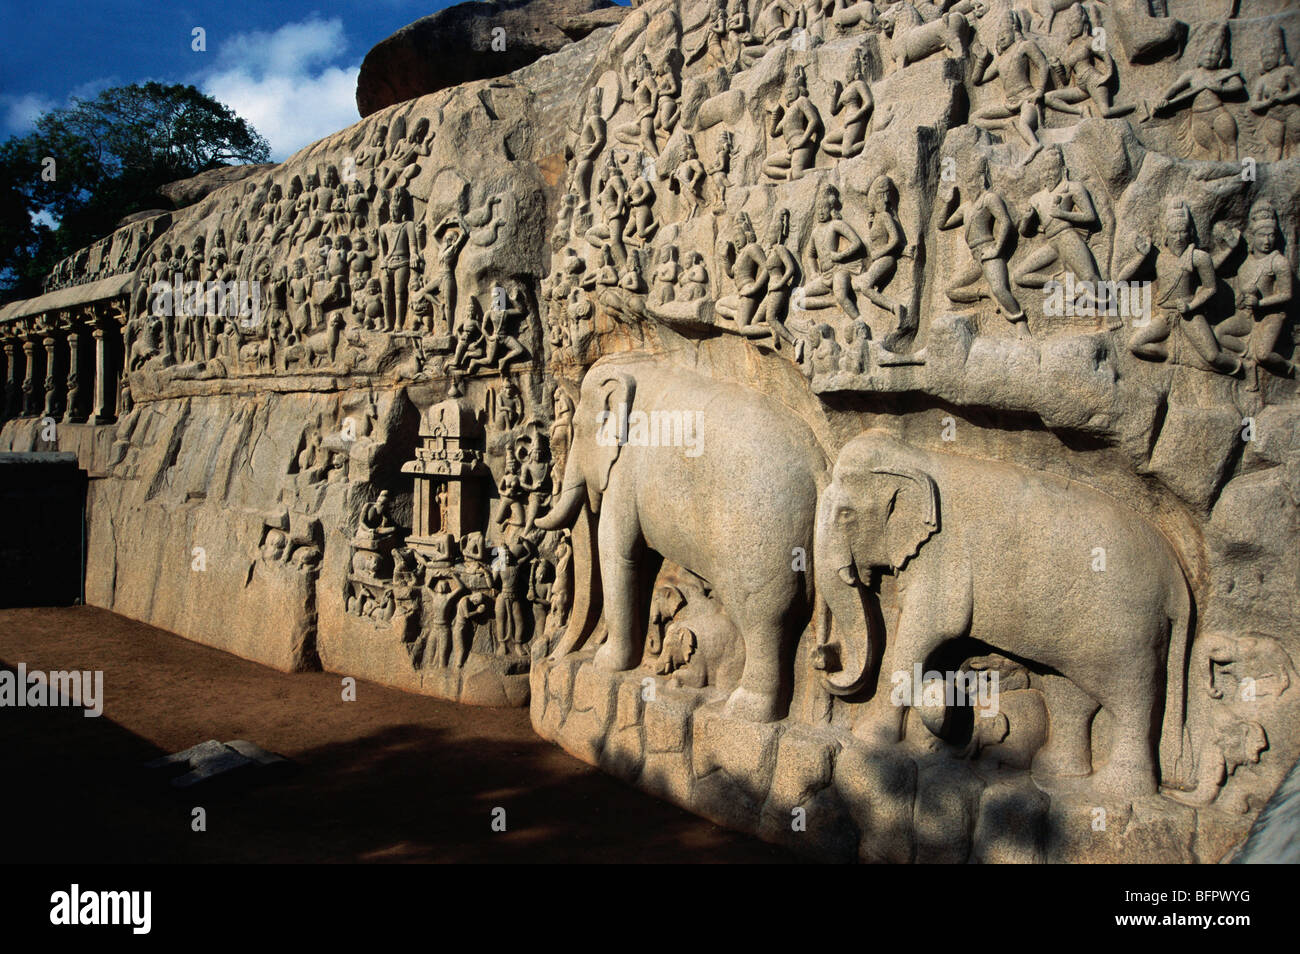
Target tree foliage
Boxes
[1,82,270,301]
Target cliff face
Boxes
[4,0,1300,862]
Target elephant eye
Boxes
[835,507,854,524]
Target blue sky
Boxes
[0,0,466,160]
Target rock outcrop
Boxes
[355,0,627,117]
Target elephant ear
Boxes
[874,467,940,571]
[590,370,637,496]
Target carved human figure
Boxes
[824,46,874,159]
[709,131,736,207]
[653,50,682,149]
[938,160,1026,331]
[757,208,801,346]
[624,162,658,245]
[1120,201,1240,374]
[1044,4,1134,120]
[675,135,707,220]
[650,245,680,307]
[452,591,491,667]
[379,189,418,331]
[420,213,468,336]
[1150,23,1244,162]
[972,9,1050,163]
[425,576,467,669]
[805,185,866,319]
[680,252,710,301]
[361,490,397,535]
[468,286,529,373]
[1249,25,1300,162]
[493,544,531,655]
[288,258,313,341]
[841,319,872,373]
[587,158,630,267]
[1013,146,1106,318]
[716,212,769,328]
[1234,201,1295,389]
[763,67,823,180]
[615,54,659,156]
[573,88,607,212]
[855,174,911,348]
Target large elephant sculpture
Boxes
[813,429,1193,797]
[537,353,828,722]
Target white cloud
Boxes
[199,17,360,161]
[1,93,56,134]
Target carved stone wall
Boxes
[2,0,1298,861]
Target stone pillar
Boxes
[21,338,39,416]
[42,332,61,420]
[91,322,117,425]
[1,338,17,421]
[63,322,89,424]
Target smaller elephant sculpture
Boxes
[814,429,1194,798]
[537,354,828,721]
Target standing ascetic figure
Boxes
[1249,25,1300,162]
[573,88,607,214]
[379,189,418,332]
[1149,23,1244,162]
[763,66,823,181]
[939,159,1026,332]
[1013,146,1106,319]
[758,208,800,346]
[1121,201,1240,375]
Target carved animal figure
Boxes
[813,429,1193,797]
[537,354,828,722]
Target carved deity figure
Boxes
[805,184,867,319]
[856,174,911,349]
[1044,4,1134,120]
[758,208,801,347]
[708,131,736,207]
[1150,23,1244,162]
[716,212,769,328]
[615,54,659,157]
[824,46,874,159]
[1013,146,1106,319]
[938,160,1026,331]
[763,67,823,180]
[1249,25,1300,162]
[675,135,707,220]
[972,9,1050,163]
[1120,201,1240,374]
[1233,201,1295,389]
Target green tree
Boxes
[1,82,269,301]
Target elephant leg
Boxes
[594,547,642,672]
[1090,656,1161,798]
[1032,674,1098,779]
[853,605,941,745]
[724,610,785,723]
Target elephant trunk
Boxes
[813,490,883,697]
[536,455,587,531]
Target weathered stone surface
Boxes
[4,0,1299,865]
[157,164,278,208]
[356,0,626,117]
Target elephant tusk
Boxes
[838,565,858,587]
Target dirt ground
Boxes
[0,606,793,863]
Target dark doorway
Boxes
[0,452,87,607]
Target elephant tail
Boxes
[1159,579,1194,789]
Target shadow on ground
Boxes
[0,606,794,863]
